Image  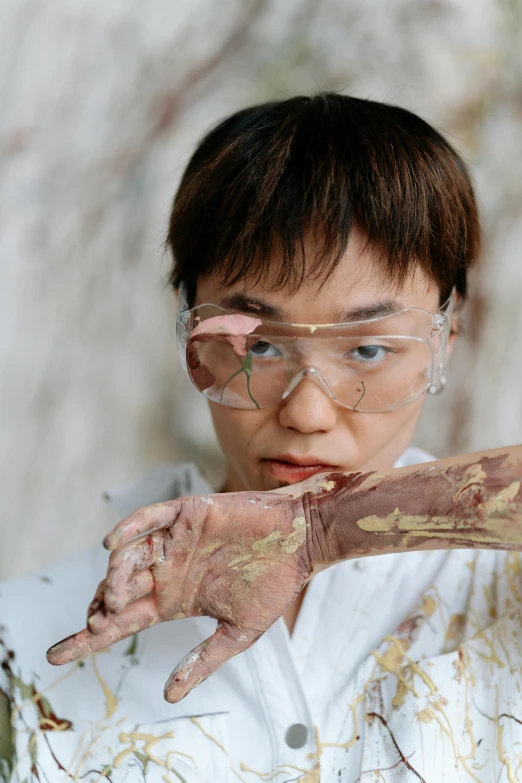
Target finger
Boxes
[104,534,163,613]
[86,578,107,632]
[46,596,160,665]
[126,569,156,605]
[87,570,154,634]
[103,501,181,551]
[163,623,256,703]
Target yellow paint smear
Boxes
[422,595,437,618]
[280,516,306,554]
[454,647,482,783]
[228,517,308,581]
[251,530,282,553]
[190,717,248,783]
[316,479,336,492]
[468,627,505,669]
[357,483,521,546]
[417,692,483,781]
[321,693,364,750]
[454,463,487,498]
[111,728,197,779]
[418,706,433,723]
[290,323,332,333]
[505,552,522,601]
[372,636,437,708]
[478,481,520,518]
[238,713,365,783]
[91,653,118,720]
[375,635,411,673]
[240,762,311,781]
[418,701,462,769]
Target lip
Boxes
[267,454,337,467]
[262,456,338,483]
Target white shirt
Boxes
[1,447,522,782]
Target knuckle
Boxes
[102,622,123,647]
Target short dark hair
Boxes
[166,92,480,308]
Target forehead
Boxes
[195,229,440,322]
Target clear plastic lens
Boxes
[179,294,453,413]
[186,330,433,412]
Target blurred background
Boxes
[2,0,522,580]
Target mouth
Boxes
[262,456,338,483]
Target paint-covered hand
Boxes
[46,489,314,702]
[45,446,522,701]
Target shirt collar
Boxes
[102,461,215,519]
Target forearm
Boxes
[297,445,522,570]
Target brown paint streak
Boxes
[367,711,427,782]
[498,713,522,727]
[308,454,522,566]
[186,335,217,391]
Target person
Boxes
[1,92,521,783]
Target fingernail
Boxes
[165,674,205,702]
[164,686,183,703]
[46,641,72,664]
[46,632,88,664]
[164,678,190,703]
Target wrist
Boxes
[294,469,377,571]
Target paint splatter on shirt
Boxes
[2,454,522,782]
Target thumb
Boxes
[164,622,255,702]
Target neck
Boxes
[219,465,246,494]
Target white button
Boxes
[285,723,308,748]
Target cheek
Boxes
[207,403,266,459]
[207,404,241,453]
[342,398,425,459]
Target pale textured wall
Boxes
[2,0,522,580]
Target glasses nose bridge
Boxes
[281,366,336,401]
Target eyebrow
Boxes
[218,292,403,322]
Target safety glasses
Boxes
[176,285,455,413]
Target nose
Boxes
[278,368,338,433]
[282,366,336,401]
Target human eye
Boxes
[347,344,392,363]
[249,340,283,358]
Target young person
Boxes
[2,93,522,783]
